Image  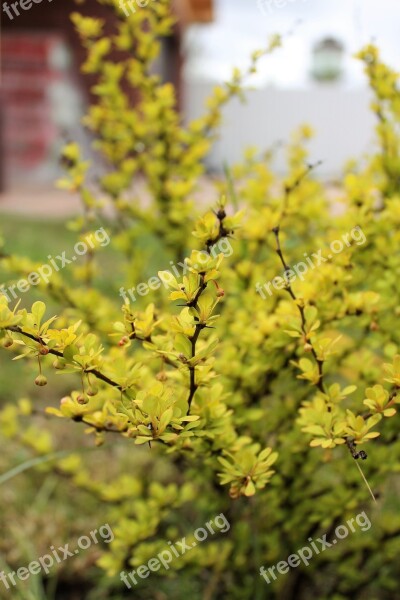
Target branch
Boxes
[280,160,323,220]
[272,226,325,394]
[186,208,230,413]
[187,324,204,413]
[6,326,123,391]
[206,208,230,253]
[271,229,375,465]
[186,273,207,414]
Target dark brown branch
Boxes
[6,326,123,391]
[272,226,325,394]
[345,437,367,460]
[206,208,230,253]
[187,324,203,413]
[186,270,207,414]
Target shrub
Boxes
[1,2,400,598]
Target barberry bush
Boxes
[1,1,400,598]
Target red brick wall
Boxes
[2,34,65,174]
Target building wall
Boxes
[1,0,215,190]
[184,81,376,178]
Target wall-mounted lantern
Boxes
[311,37,345,82]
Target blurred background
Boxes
[185,0,400,176]
[1,0,400,208]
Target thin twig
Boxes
[280,160,323,220]
[6,326,122,391]
[272,226,325,394]
[355,460,377,504]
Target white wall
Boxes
[184,81,377,177]
[182,0,398,177]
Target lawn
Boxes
[0,213,120,401]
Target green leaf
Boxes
[31,301,46,328]
[63,344,79,363]
[174,334,192,358]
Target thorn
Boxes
[355,459,377,504]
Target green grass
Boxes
[0,211,175,401]
[0,214,120,401]
[0,214,78,260]
[0,213,124,295]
